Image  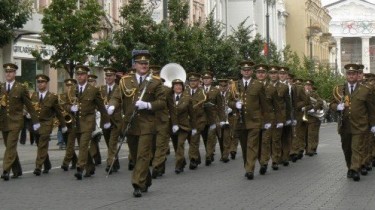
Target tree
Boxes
[0,0,32,47]
[38,0,104,78]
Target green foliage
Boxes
[39,0,104,78]
[0,0,32,47]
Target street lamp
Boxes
[265,0,275,61]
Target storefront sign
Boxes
[13,41,55,60]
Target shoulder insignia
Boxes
[152,75,161,80]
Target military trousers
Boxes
[89,132,101,164]
[152,123,170,171]
[171,130,189,169]
[76,131,95,173]
[62,130,78,167]
[340,133,366,172]
[127,134,152,189]
[2,130,22,174]
[189,130,203,164]
[306,121,321,154]
[202,124,217,159]
[260,127,282,165]
[105,127,120,169]
[281,125,293,162]
[218,125,231,159]
[35,133,51,170]
[291,121,307,155]
[239,128,260,173]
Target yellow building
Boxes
[285,0,331,65]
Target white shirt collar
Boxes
[39,90,48,97]
[242,78,251,85]
[79,82,87,91]
[204,85,211,91]
[6,80,15,88]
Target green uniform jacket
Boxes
[217,90,233,122]
[262,81,277,124]
[66,84,110,133]
[204,86,221,125]
[306,91,323,123]
[0,82,39,131]
[229,79,266,130]
[330,83,375,134]
[110,74,166,135]
[185,87,207,131]
[273,81,289,124]
[99,84,122,129]
[167,92,193,132]
[31,91,66,135]
[292,85,310,120]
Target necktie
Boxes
[39,94,43,103]
[176,95,180,102]
[350,85,354,94]
[191,90,195,96]
[7,84,10,93]
[244,81,248,91]
[79,87,83,96]
[108,87,112,95]
[222,92,225,97]
[139,76,143,86]
[205,87,208,93]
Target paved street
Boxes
[1,123,375,210]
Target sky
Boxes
[321,0,375,6]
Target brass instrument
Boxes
[193,89,207,109]
[67,85,79,128]
[32,102,41,112]
[1,94,7,107]
[308,97,326,119]
[229,79,243,123]
[333,84,347,129]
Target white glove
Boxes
[105,105,109,109]
[25,113,31,119]
[191,129,197,136]
[264,123,272,129]
[276,123,284,128]
[33,123,41,131]
[371,126,375,134]
[107,105,115,115]
[219,121,226,126]
[337,103,345,111]
[61,126,68,133]
[236,101,242,109]
[135,100,150,110]
[285,120,292,126]
[292,120,297,126]
[103,122,111,129]
[172,125,179,133]
[226,108,232,114]
[308,109,315,113]
[301,107,306,111]
[209,124,216,130]
[71,105,78,112]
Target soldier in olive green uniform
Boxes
[30,74,68,176]
[99,67,122,174]
[303,80,323,156]
[269,66,289,170]
[66,65,111,180]
[228,78,240,160]
[108,51,166,197]
[217,79,233,163]
[150,66,170,178]
[289,78,311,162]
[201,71,221,166]
[168,79,193,173]
[0,63,40,181]
[61,79,79,171]
[255,64,279,175]
[186,73,207,170]
[330,64,375,182]
[229,61,266,180]
[87,74,102,165]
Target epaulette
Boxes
[152,75,161,80]
[121,75,132,79]
[360,83,371,90]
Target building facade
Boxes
[206,0,287,53]
[324,0,375,74]
[285,0,331,65]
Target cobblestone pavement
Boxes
[1,123,375,210]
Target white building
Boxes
[206,0,288,52]
[324,0,375,74]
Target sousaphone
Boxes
[160,63,186,87]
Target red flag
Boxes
[263,42,268,56]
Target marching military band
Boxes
[1,50,375,198]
